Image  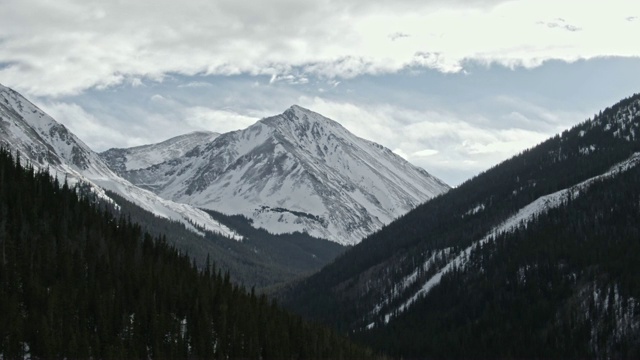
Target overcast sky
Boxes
[2,0,640,185]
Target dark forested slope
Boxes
[281,94,640,358]
[105,191,345,290]
[0,148,373,359]
[358,154,640,358]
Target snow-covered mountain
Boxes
[101,105,450,245]
[102,131,220,174]
[0,83,240,240]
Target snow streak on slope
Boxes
[377,152,640,325]
[103,105,450,245]
[0,83,240,240]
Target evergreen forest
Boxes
[0,148,374,359]
[357,153,640,358]
[106,191,346,290]
[281,94,640,358]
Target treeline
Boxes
[359,151,640,359]
[0,148,374,359]
[202,208,347,288]
[107,190,345,290]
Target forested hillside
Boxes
[105,191,346,289]
[0,148,373,359]
[358,154,640,358]
[281,94,640,358]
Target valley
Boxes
[1,81,639,358]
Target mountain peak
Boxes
[104,106,450,244]
[281,104,317,121]
[288,104,304,110]
[263,105,340,132]
[286,104,312,113]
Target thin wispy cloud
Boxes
[538,18,582,32]
[389,32,411,41]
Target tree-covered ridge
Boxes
[0,148,374,359]
[281,93,640,337]
[359,151,640,358]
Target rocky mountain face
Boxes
[101,105,450,245]
[281,94,640,358]
[0,83,239,239]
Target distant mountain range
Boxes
[101,105,449,245]
[281,93,640,358]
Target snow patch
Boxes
[381,152,640,324]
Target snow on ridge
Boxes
[0,85,241,241]
[104,131,220,172]
[268,105,445,193]
[107,105,449,245]
[377,152,640,326]
[91,176,241,240]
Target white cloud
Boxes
[37,97,263,152]
[184,107,259,133]
[150,94,171,104]
[1,0,639,97]
[39,101,138,150]
[178,81,212,88]
[393,148,410,160]
[412,149,439,157]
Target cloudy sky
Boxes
[2,0,640,185]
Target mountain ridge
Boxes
[102,130,220,173]
[101,104,450,245]
[0,83,240,240]
[280,92,640,358]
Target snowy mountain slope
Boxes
[102,105,450,245]
[0,83,240,240]
[101,131,220,173]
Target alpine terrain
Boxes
[0,83,238,239]
[0,83,349,289]
[101,105,450,245]
[281,93,640,358]
[101,130,220,175]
